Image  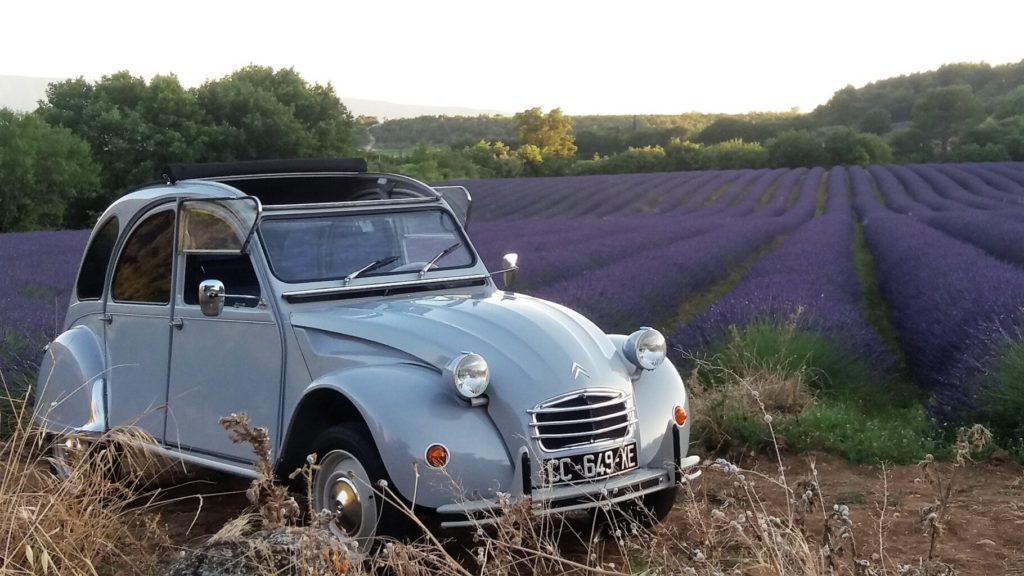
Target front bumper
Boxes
[436,453,701,529]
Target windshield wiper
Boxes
[419,242,462,278]
[343,255,399,285]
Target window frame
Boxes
[74,216,120,301]
[109,207,178,306]
[257,206,478,285]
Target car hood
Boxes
[291,291,638,452]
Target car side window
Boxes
[183,254,261,308]
[112,210,175,304]
[76,216,119,300]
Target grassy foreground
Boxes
[1,376,1003,575]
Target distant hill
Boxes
[0,74,503,119]
[811,60,1024,127]
[0,75,62,111]
[340,97,505,120]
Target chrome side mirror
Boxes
[199,279,225,317]
[500,253,519,291]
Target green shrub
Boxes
[689,322,939,464]
[766,131,826,168]
[982,341,1024,459]
[699,139,768,170]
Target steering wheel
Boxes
[390,262,429,273]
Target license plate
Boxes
[541,442,638,485]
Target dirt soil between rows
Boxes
[154,452,1024,575]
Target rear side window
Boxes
[76,217,119,300]
[112,210,175,304]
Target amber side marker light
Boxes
[673,405,688,426]
[425,444,450,468]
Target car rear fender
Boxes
[289,363,514,509]
[33,324,108,435]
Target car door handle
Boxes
[170,318,184,330]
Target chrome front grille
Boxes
[529,389,636,452]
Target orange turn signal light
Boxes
[425,444,450,468]
[673,405,688,427]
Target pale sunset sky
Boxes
[3,0,1022,114]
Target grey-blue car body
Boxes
[34,158,699,539]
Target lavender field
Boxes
[3,162,1023,452]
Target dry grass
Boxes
[0,380,170,576]
[0,371,992,576]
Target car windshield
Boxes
[260,209,475,283]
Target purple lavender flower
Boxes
[853,167,1024,419]
[672,168,891,373]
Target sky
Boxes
[4,0,1023,115]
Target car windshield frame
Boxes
[257,207,478,285]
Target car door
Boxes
[104,206,176,440]
[164,200,282,463]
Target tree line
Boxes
[370,60,1024,180]
[3,61,1024,232]
[1,66,358,232]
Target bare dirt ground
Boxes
[154,453,1024,575]
[690,452,1024,576]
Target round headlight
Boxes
[445,352,489,399]
[624,328,667,370]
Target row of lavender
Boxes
[464,162,1024,422]
[3,163,1024,425]
[672,168,892,375]
[852,165,1024,421]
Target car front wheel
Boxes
[310,425,399,542]
[636,484,678,525]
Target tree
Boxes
[0,109,100,232]
[854,132,893,165]
[889,127,934,163]
[664,138,702,171]
[39,72,205,198]
[911,85,982,154]
[995,86,1024,119]
[515,143,544,175]
[513,107,577,161]
[766,131,826,168]
[694,117,784,145]
[817,85,863,126]
[467,140,522,177]
[699,139,767,170]
[197,66,357,161]
[951,142,1010,162]
[818,127,892,166]
[859,107,892,135]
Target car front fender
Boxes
[301,363,515,509]
[34,324,107,435]
[608,334,692,475]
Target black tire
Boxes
[309,424,413,541]
[636,485,678,525]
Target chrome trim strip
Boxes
[263,197,440,211]
[208,171,365,181]
[527,394,626,414]
[528,407,634,427]
[437,468,675,529]
[530,418,637,439]
[141,443,260,479]
[281,273,490,299]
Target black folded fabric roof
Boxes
[165,158,368,182]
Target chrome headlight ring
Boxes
[445,352,490,400]
[623,327,667,371]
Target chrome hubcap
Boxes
[314,449,377,540]
[329,477,363,535]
